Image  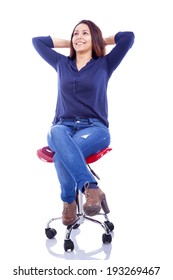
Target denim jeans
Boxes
[47,118,110,203]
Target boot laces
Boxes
[85,191,91,200]
[63,202,69,213]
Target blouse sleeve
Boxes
[32,36,60,70]
[106,31,135,76]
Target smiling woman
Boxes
[72,23,92,70]
[71,20,106,60]
[32,19,135,226]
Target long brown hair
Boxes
[70,20,105,59]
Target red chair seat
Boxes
[37,146,112,164]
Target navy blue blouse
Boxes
[32,31,134,127]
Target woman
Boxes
[32,20,134,225]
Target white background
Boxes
[0,0,172,279]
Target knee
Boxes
[48,125,67,144]
[49,125,58,138]
[47,126,58,145]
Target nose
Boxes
[76,33,82,38]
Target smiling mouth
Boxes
[76,42,86,45]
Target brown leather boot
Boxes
[83,187,110,216]
[62,201,77,225]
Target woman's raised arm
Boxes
[52,38,70,48]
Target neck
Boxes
[76,53,92,70]
[76,53,92,64]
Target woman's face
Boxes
[72,23,92,54]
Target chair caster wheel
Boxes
[104,221,114,231]
[102,233,112,244]
[45,228,57,239]
[64,239,74,251]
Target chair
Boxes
[37,145,114,251]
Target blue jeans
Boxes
[47,118,110,203]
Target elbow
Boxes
[126,32,135,48]
[130,31,135,42]
[32,37,38,47]
[115,31,135,46]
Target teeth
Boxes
[76,42,85,45]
